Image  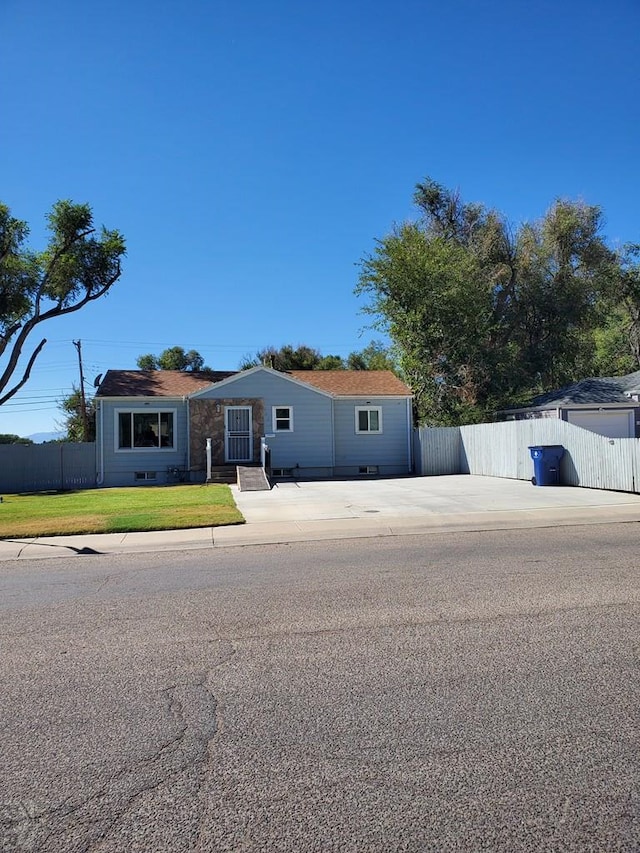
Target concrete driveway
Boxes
[233,473,640,523]
[213,473,640,546]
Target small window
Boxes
[272,406,293,432]
[355,407,382,434]
[358,466,379,475]
[134,471,157,481]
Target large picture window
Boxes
[355,406,382,434]
[117,411,175,450]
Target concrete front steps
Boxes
[206,465,237,484]
[205,465,271,491]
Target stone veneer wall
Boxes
[189,398,263,470]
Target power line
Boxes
[1,400,66,408]
[66,338,370,350]
[0,393,75,409]
[0,405,59,414]
[0,393,69,401]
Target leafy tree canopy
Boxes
[136,346,211,372]
[0,200,125,406]
[356,177,637,425]
[58,385,96,443]
[239,341,399,373]
[345,340,400,372]
[240,344,329,371]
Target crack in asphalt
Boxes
[93,574,112,594]
[2,674,221,852]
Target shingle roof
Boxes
[288,370,412,396]
[96,370,235,397]
[529,370,640,407]
[96,368,413,398]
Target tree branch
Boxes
[0,338,47,405]
[37,261,121,325]
[0,201,125,408]
[0,262,121,400]
[0,320,24,359]
[35,227,95,315]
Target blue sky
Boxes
[1,0,638,438]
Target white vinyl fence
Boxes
[0,443,97,493]
[415,420,640,493]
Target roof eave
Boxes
[189,365,334,398]
[501,401,639,414]
[96,394,187,401]
[335,394,413,400]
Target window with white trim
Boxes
[272,406,293,432]
[355,406,382,434]
[116,410,175,450]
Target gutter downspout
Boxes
[407,397,413,474]
[330,396,335,475]
[96,400,105,485]
[185,396,191,473]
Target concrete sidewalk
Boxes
[2,475,640,560]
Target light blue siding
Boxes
[97,398,189,487]
[333,397,411,475]
[197,371,333,470]
[97,370,414,484]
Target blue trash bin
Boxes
[528,445,564,486]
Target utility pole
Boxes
[72,339,89,442]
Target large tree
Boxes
[239,341,400,373]
[136,346,210,372]
[346,340,399,372]
[0,201,125,405]
[240,344,334,371]
[356,178,625,425]
[613,243,640,369]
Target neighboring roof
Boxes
[96,368,413,398]
[96,369,236,397]
[519,370,640,408]
[288,370,412,397]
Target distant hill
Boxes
[28,431,65,444]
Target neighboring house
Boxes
[95,366,414,486]
[501,370,640,439]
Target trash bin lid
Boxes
[528,444,565,459]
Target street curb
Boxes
[1,504,639,560]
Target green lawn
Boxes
[0,485,245,538]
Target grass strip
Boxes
[0,485,245,538]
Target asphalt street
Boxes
[1,523,639,851]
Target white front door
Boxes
[225,406,253,462]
